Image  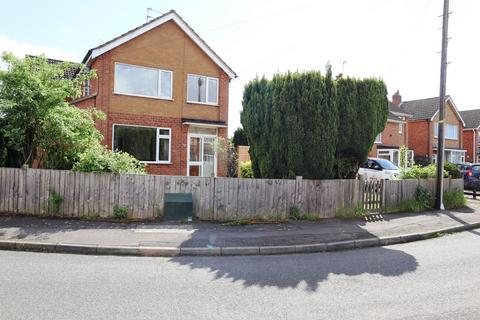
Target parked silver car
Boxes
[358,158,400,180]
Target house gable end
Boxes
[83,10,236,79]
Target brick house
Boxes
[368,91,414,166]
[393,94,466,164]
[459,109,480,163]
[71,10,236,176]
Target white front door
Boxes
[187,131,217,177]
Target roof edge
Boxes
[82,10,237,79]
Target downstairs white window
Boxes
[113,125,171,163]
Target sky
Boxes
[1,0,479,135]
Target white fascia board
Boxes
[89,12,236,79]
[387,119,406,124]
[430,97,466,127]
[182,122,228,128]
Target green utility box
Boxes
[163,193,193,221]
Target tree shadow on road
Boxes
[171,246,418,292]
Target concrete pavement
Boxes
[1,229,480,319]
[1,199,480,256]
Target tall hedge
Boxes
[241,69,388,179]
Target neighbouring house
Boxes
[460,109,480,163]
[368,91,414,167]
[70,10,236,176]
[393,93,466,164]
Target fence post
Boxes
[380,179,385,213]
[295,176,303,212]
[358,177,365,212]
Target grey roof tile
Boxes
[399,96,450,120]
[26,55,80,79]
[387,111,404,122]
[460,109,480,129]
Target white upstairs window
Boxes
[114,63,173,99]
[187,74,218,105]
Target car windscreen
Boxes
[375,158,399,170]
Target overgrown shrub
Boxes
[443,190,466,209]
[239,161,254,178]
[241,67,388,179]
[400,164,447,179]
[72,144,146,174]
[444,162,462,178]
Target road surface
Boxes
[1,229,480,319]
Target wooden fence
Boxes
[0,167,464,221]
[383,177,463,210]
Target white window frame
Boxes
[82,79,91,97]
[399,123,404,134]
[113,62,173,100]
[374,133,382,144]
[377,148,414,168]
[433,149,465,164]
[186,74,219,106]
[434,123,458,140]
[112,124,172,164]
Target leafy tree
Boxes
[0,53,96,168]
[232,127,249,147]
[241,68,388,179]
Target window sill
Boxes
[186,100,219,107]
[113,92,173,101]
[140,161,172,165]
[434,137,458,141]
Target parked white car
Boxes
[357,158,400,180]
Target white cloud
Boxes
[0,34,79,63]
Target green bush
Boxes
[443,190,466,209]
[239,161,254,178]
[400,164,446,179]
[444,162,462,178]
[72,144,146,174]
[113,205,128,219]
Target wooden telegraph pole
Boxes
[435,0,450,210]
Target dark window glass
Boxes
[159,138,169,161]
[113,126,156,162]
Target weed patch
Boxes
[113,205,128,219]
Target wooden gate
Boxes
[363,180,384,213]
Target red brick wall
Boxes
[368,120,407,157]
[408,120,430,159]
[463,129,477,163]
[368,143,378,158]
